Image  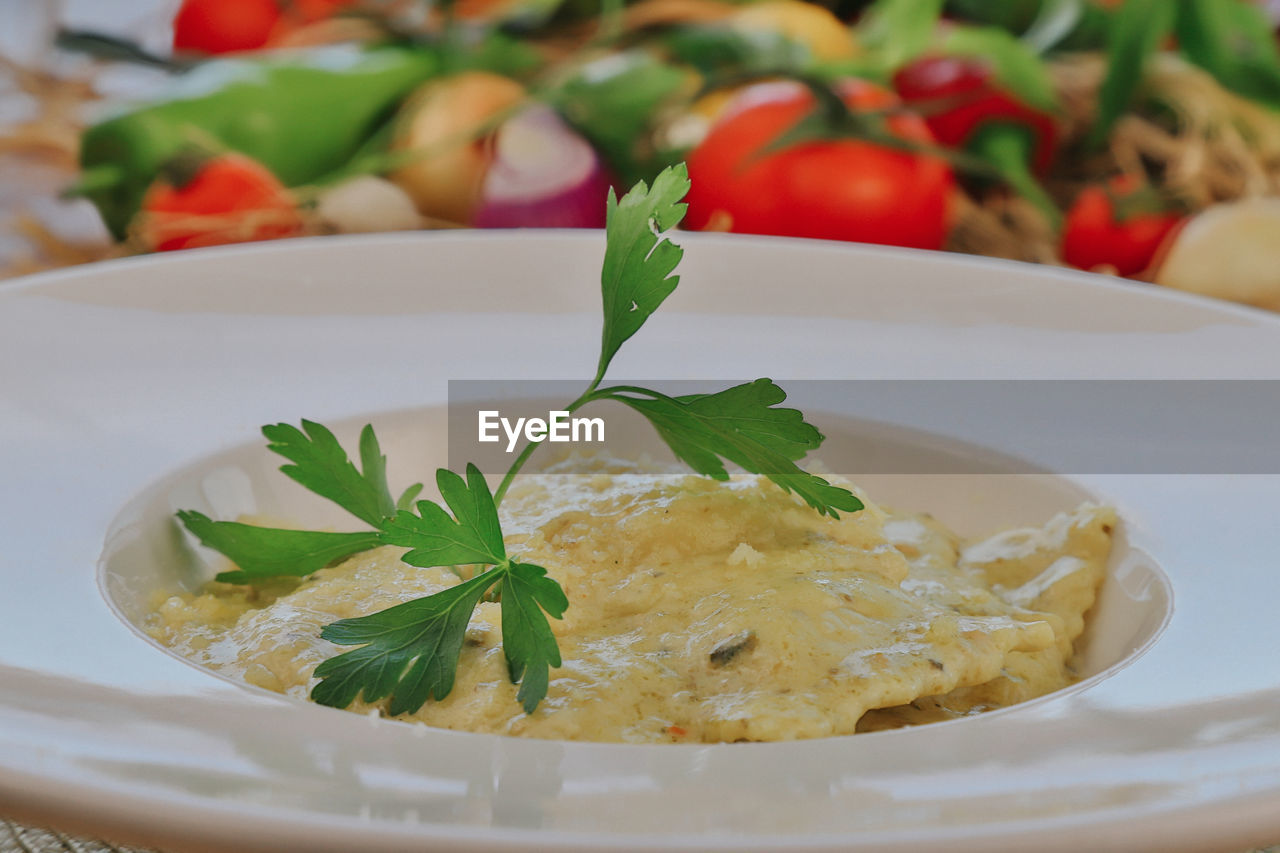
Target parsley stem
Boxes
[492,438,542,506]
[491,387,611,506]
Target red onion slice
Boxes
[474,103,613,229]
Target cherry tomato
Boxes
[685,80,955,250]
[172,0,356,55]
[1061,178,1184,277]
[893,55,1058,176]
[138,152,304,252]
[172,0,282,54]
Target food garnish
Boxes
[177,163,862,715]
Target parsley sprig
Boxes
[177,162,861,717]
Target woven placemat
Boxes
[1,818,150,853]
[4,814,1280,853]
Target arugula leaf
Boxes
[264,421,405,528]
[594,163,691,386]
[380,465,508,568]
[501,563,570,714]
[1088,0,1176,147]
[599,379,864,517]
[312,568,502,715]
[176,510,382,583]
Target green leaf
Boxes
[664,26,812,76]
[600,379,864,517]
[312,568,503,715]
[857,0,945,73]
[595,162,690,385]
[1019,0,1084,54]
[1175,0,1280,109]
[551,50,688,185]
[263,421,397,527]
[1088,0,1176,147]
[452,30,546,77]
[312,558,569,716]
[396,482,425,511]
[942,25,1058,112]
[500,562,570,714]
[944,0,1043,32]
[380,464,508,568]
[176,510,382,583]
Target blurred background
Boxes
[3,0,1280,307]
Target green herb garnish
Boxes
[177,162,861,717]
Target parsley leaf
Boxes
[176,511,382,583]
[380,465,508,567]
[600,379,864,518]
[312,568,502,715]
[500,562,569,713]
[594,162,690,385]
[311,463,566,715]
[264,421,412,528]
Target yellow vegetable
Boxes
[389,72,526,225]
[730,0,857,61]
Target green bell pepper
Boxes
[78,45,438,239]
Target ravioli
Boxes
[857,505,1114,731]
[149,458,1113,743]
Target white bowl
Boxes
[2,232,1279,853]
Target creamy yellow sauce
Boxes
[149,457,1113,743]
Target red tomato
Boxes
[685,80,955,250]
[172,0,282,54]
[138,153,304,252]
[172,0,356,54]
[893,55,1059,176]
[1061,179,1184,277]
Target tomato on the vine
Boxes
[684,80,955,250]
[1061,178,1184,277]
[137,152,304,252]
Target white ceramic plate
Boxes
[2,232,1280,853]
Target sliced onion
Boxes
[473,103,612,229]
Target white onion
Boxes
[473,103,612,229]
[1155,198,1280,311]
